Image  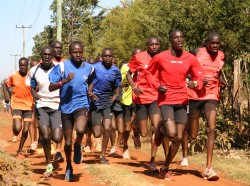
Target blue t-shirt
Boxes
[49,59,94,114]
[92,62,121,109]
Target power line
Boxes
[26,0,47,45]
[16,0,26,26]
[23,0,35,25]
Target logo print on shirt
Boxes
[83,75,88,80]
[144,64,148,68]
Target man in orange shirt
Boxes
[5,57,33,159]
[126,37,162,171]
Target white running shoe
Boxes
[122,149,130,159]
[108,146,116,156]
[12,136,17,143]
[204,167,219,181]
[84,146,91,153]
[30,141,38,151]
[180,157,189,167]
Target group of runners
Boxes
[3,29,225,182]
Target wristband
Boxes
[58,81,63,87]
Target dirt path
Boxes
[0,113,246,186]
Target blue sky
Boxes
[0,0,121,81]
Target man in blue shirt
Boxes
[49,41,94,182]
[89,48,121,164]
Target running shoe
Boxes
[73,142,82,164]
[44,164,53,178]
[180,157,189,167]
[30,141,38,151]
[148,162,159,172]
[12,136,17,143]
[204,167,219,181]
[17,152,25,159]
[122,149,130,159]
[65,166,74,182]
[54,152,64,162]
[108,146,116,156]
[159,167,176,181]
[115,146,123,156]
[132,135,141,149]
[83,146,91,153]
[154,120,163,146]
[100,156,110,165]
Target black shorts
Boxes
[122,104,135,123]
[61,108,88,131]
[188,100,218,114]
[12,109,32,121]
[91,107,113,126]
[37,107,62,129]
[135,101,160,121]
[113,110,123,119]
[160,104,187,124]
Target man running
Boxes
[126,38,161,171]
[26,46,63,177]
[5,57,34,159]
[49,41,94,182]
[181,31,225,181]
[146,30,204,181]
[120,48,142,159]
[89,48,121,164]
[51,40,65,162]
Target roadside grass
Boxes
[183,150,250,186]
[84,164,164,186]
[0,150,36,186]
[138,140,250,185]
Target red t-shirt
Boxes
[146,50,204,106]
[128,51,159,104]
[188,47,224,101]
[7,71,33,110]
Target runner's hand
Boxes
[158,85,167,94]
[91,94,99,102]
[132,87,143,96]
[187,81,198,89]
[65,72,74,83]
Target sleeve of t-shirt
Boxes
[88,66,95,85]
[49,64,62,83]
[145,55,160,91]
[114,69,122,87]
[120,64,129,85]
[188,56,204,90]
[26,68,37,88]
[128,55,139,74]
[6,76,12,87]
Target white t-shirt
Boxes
[26,64,60,110]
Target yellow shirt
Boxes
[120,64,133,106]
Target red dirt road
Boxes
[0,113,246,186]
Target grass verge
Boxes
[138,140,250,185]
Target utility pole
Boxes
[10,54,21,71]
[16,25,32,57]
[57,0,62,42]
